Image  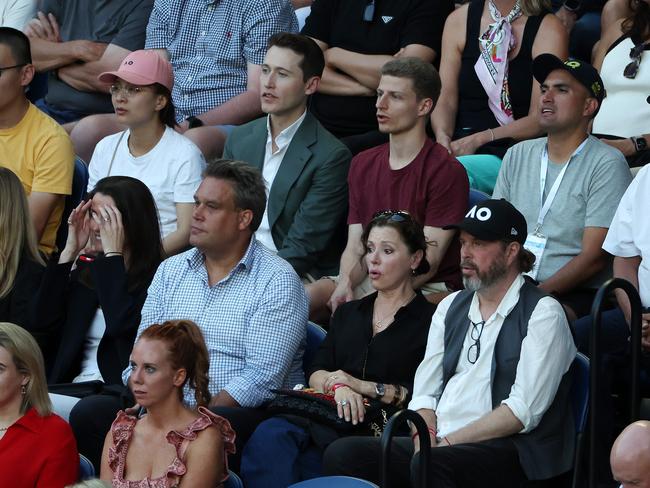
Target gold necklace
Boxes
[373,293,416,330]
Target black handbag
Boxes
[268,388,394,436]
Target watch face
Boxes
[375,383,385,397]
[637,137,648,151]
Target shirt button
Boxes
[184,95,189,100]
[201,31,206,36]
[187,76,193,82]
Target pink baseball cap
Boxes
[99,50,174,92]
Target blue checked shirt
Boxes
[145,0,298,120]
[122,238,308,408]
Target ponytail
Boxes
[139,320,211,407]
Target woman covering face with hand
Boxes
[240,211,435,488]
[31,176,163,420]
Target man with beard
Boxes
[322,198,577,487]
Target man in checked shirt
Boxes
[69,160,309,472]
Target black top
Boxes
[307,292,434,396]
[303,0,452,137]
[0,255,44,329]
[455,0,547,156]
[32,256,150,385]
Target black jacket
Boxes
[32,256,149,385]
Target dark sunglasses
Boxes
[624,42,650,79]
[372,209,412,223]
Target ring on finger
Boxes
[103,217,110,222]
[341,400,348,406]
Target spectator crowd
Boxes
[0,0,649,486]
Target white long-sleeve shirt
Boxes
[409,274,576,437]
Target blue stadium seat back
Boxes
[56,156,89,251]
[572,352,589,434]
[468,188,490,210]
[289,476,379,487]
[303,321,327,374]
[224,470,244,488]
[78,454,95,480]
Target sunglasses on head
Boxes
[372,210,412,223]
[624,42,650,80]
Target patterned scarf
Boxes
[474,0,522,126]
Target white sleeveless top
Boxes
[593,36,650,138]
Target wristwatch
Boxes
[186,116,204,129]
[374,383,385,398]
[630,136,648,153]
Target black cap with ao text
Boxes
[444,199,527,245]
[532,54,605,105]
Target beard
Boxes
[461,254,509,292]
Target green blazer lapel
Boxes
[235,118,267,170]
[267,113,317,229]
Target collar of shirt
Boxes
[11,408,42,434]
[185,237,257,284]
[265,110,307,155]
[467,274,526,326]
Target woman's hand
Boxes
[450,130,490,156]
[335,386,366,425]
[59,200,92,263]
[323,370,362,394]
[91,204,125,255]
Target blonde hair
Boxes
[520,0,552,16]
[0,168,44,299]
[0,322,52,416]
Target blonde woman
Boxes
[0,168,44,328]
[0,322,79,487]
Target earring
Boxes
[20,385,26,395]
[411,268,416,276]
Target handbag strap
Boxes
[106,130,127,177]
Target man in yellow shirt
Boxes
[0,27,73,255]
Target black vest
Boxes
[442,280,574,480]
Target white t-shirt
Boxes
[88,127,205,237]
[603,165,650,307]
[74,308,106,383]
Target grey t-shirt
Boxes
[493,135,631,288]
[42,0,153,114]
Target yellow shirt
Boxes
[0,103,74,255]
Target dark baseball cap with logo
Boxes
[444,199,527,245]
[532,53,605,105]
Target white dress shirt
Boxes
[409,274,576,437]
[256,110,307,252]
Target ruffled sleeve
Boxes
[107,410,138,475]
[165,407,237,483]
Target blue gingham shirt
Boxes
[122,238,308,407]
[145,0,298,120]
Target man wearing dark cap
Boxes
[323,199,577,487]
[493,54,631,321]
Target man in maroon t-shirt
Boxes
[307,57,469,317]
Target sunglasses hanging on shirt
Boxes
[623,41,650,79]
[363,0,376,22]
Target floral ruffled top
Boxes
[108,406,236,487]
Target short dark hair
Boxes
[152,83,176,128]
[0,27,31,65]
[361,211,431,276]
[203,159,267,232]
[267,32,325,81]
[381,57,441,107]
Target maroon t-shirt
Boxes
[348,139,468,290]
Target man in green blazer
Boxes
[223,32,351,279]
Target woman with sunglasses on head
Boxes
[87,49,205,258]
[592,0,650,168]
[0,168,44,331]
[31,176,163,420]
[240,211,435,488]
[100,320,236,487]
[0,322,78,488]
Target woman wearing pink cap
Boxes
[88,50,205,258]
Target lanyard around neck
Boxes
[536,138,589,232]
